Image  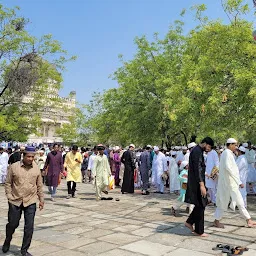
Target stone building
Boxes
[25,87,76,144]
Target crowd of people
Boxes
[1,138,256,255]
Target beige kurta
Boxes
[216,149,243,211]
[64,152,82,183]
[92,154,111,199]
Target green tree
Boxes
[0,4,75,141]
[88,0,256,146]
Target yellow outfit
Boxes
[64,152,82,183]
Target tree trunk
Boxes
[180,130,188,146]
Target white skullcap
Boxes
[177,146,181,150]
[238,146,246,153]
[174,146,179,150]
[227,138,237,144]
[180,161,189,170]
[129,144,135,148]
[188,142,197,149]
[115,146,120,151]
[171,151,176,156]
[242,143,248,148]
[166,152,170,155]
[182,146,187,150]
[154,146,159,151]
[147,145,152,148]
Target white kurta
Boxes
[236,155,248,204]
[0,152,9,183]
[245,149,256,182]
[169,157,180,192]
[183,152,190,162]
[92,154,111,199]
[88,153,97,173]
[205,150,219,189]
[216,149,243,211]
[152,152,167,185]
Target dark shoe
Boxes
[66,194,71,199]
[21,252,33,256]
[2,241,10,253]
[102,190,108,195]
[160,192,164,194]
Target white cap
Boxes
[171,151,176,156]
[115,146,120,151]
[182,146,187,150]
[180,161,189,170]
[227,138,237,144]
[238,146,246,153]
[188,142,196,149]
[174,146,179,150]
[154,146,159,151]
[177,146,181,150]
[242,143,248,148]
[166,152,170,156]
[129,144,135,148]
[147,145,152,148]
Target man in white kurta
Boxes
[92,145,111,200]
[244,142,256,194]
[175,146,187,166]
[88,147,98,181]
[205,149,219,204]
[169,152,180,194]
[152,147,167,194]
[0,148,9,184]
[214,138,256,228]
[236,146,248,207]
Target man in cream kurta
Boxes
[213,138,256,228]
[152,146,167,194]
[92,145,111,200]
[64,145,82,199]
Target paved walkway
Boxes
[0,182,255,256]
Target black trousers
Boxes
[186,204,205,235]
[5,203,36,254]
[67,181,76,196]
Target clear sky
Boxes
[1,0,254,104]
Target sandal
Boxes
[212,244,230,251]
[226,248,244,255]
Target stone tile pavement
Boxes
[0,182,255,256]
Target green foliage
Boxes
[86,0,256,146]
[0,4,75,142]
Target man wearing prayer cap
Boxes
[176,146,188,167]
[169,151,180,194]
[92,144,111,200]
[213,138,256,228]
[121,144,136,194]
[245,141,256,195]
[236,146,248,207]
[3,146,44,255]
[152,146,168,194]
